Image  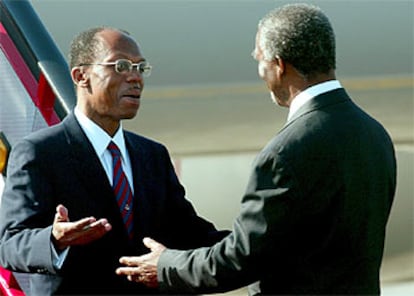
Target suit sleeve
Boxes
[0,139,57,274]
[157,151,301,294]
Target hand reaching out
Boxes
[51,204,112,250]
[116,237,166,288]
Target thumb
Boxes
[143,237,166,252]
[54,204,69,222]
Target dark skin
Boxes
[116,238,165,288]
[52,205,112,251]
[52,29,146,251]
[72,30,144,136]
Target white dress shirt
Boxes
[74,107,134,193]
[287,80,342,121]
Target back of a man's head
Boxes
[258,3,336,79]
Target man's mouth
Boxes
[123,92,141,99]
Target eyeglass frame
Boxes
[79,59,152,77]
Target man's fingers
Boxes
[116,252,160,288]
[116,267,152,284]
[143,237,165,251]
[81,218,111,231]
[116,266,139,275]
[119,256,140,266]
[76,217,98,230]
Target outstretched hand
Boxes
[116,237,166,288]
[52,204,112,250]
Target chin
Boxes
[271,92,289,107]
[270,92,279,105]
[122,109,139,120]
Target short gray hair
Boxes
[258,3,336,78]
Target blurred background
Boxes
[9,0,414,294]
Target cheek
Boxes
[93,69,119,89]
[258,62,266,79]
[96,76,119,100]
[259,64,277,91]
[258,61,277,83]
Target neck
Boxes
[75,104,120,137]
[285,69,336,107]
[304,69,336,88]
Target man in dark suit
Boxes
[116,3,397,295]
[0,27,228,295]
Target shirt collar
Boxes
[74,107,128,160]
[287,80,342,121]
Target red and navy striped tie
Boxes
[107,141,134,239]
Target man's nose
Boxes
[126,70,143,83]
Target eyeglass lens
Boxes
[115,59,151,76]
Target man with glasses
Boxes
[0,27,228,295]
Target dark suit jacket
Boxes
[0,112,228,295]
[157,88,397,295]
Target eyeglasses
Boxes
[80,59,152,77]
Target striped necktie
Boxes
[107,141,134,239]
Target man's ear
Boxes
[71,67,89,87]
[274,56,285,77]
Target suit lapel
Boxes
[62,113,114,202]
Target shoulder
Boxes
[19,121,66,148]
[10,114,80,158]
[22,112,79,145]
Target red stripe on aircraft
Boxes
[0,22,59,125]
